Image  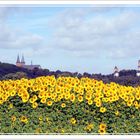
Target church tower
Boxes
[16,54,22,67]
[15,54,41,70]
[114,66,119,77]
[136,60,140,76]
[21,55,25,66]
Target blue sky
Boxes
[0,5,140,74]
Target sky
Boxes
[0,5,140,74]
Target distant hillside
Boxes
[0,62,52,79]
[0,61,140,86]
[0,62,32,78]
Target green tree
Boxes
[2,72,27,80]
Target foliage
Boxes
[0,76,139,134]
[2,72,27,80]
[0,62,33,79]
[0,62,140,87]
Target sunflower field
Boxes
[0,75,140,134]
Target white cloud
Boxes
[0,6,140,61]
[0,6,45,51]
[0,24,44,50]
[48,7,140,59]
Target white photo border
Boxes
[0,1,139,140]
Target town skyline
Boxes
[2,54,139,76]
[0,5,140,74]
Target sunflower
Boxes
[100,107,106,113]
[99,123,106,130]
[70,94,75,102]
[61,129,65,133]
[18,91,23,97]
[95,101,102,107]
[124,96,129,102]
[98,128,106,135]
[47,100,53,106]
[85,123,94,132]
[88,100,93,105]
[9,103,13,109]
[136,94,140,100]
[20,115,28,124]
[86,94,92,100]
[32,102,38,109]
[22,97,29,103]
[29,98,35,103]
[127,101,133,107]
[129,95,135,102]
[41,98,46,104]
[39,116,43,121]
[115,110,119,116]
[10,91,16,96]
[32,95,38,101]
[70,118,76,125]
[0,100,3,105]
[47,92,51,98]
[38,92,45,99]
[61,103,66,108]
[11,115,16,122]
[78,96,83,102]
[64,93,70,100]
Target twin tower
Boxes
[114,60,140,77]
[16,55,41,70]
[16,55,25,67]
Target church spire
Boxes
[21,54,25,64]
[138,60,140,70]
[114,66,119,77]
[137,60,140,76]
[31,60,33,65]
[16,54,20,63]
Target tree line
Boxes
[0,62,140,87]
